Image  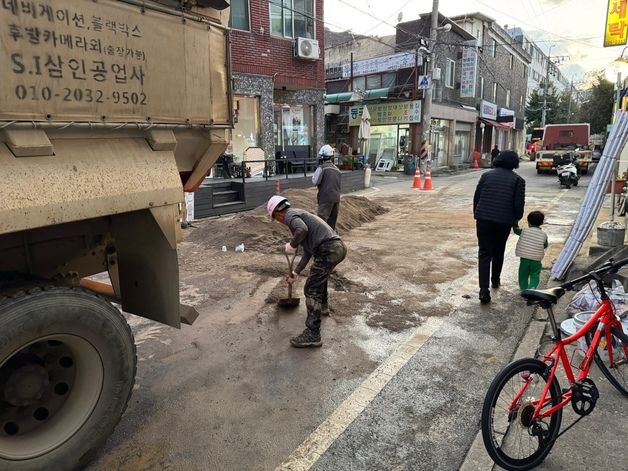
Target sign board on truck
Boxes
[0,0,230,125]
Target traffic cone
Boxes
[472,151,480,169]
[411,168,422,190]
[422,168,433,190]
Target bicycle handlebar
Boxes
[561,256,628,291]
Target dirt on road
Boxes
[178,185,476,333]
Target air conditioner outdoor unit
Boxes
[295,37,320,60]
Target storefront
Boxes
[232,95,261,160]
[429,103,477,166]
[476,100,511,157]
[348,100,421,168]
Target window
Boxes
[519,95,524,112]
[505,89,511,108]
[229,0,250,30]
[445,59,455,89]
[270,0,314,39]
[352,76,365,91]
[479,76,484,99]
[366,74,381,90]
[509,54,514,70]
[492,82,497,102]
[492,39,497,57]
[522,65,527,78]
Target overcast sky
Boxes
[325,0,623,83]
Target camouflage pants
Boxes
[304,239,347,332]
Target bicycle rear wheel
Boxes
[482,358,562,471]
[586,326,628,397]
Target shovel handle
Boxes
[285,252,297,296]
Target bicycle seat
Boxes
[520,287,566,307]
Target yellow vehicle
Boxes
[0,1,231,469]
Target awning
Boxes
[480,118,512,130]
[325,87,390,104]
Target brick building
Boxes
[229,0,325,166]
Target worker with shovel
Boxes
[267,195,347,348]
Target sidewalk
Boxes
[461,246,628,470]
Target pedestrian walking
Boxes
[514,211,548,290]
[267,196,347,348]
[473,150,526,304]
[312,144,342,230]
[419,140,431,176]
[491,145,500,163]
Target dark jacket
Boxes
[312,161,341,204]
[491,147,500,159]
[473,168,525,226]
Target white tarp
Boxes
[551,112,628,279]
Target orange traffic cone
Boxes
[411,168,422,190]
[472,151,480,169]
[422,167,433,190]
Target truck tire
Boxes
[0,287,136,471]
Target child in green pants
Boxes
[514,211,548,290]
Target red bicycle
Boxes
[481,258,628,470]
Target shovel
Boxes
[278,253,300,308]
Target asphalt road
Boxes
[88,161,602,471]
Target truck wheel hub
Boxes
[4,363,49,407]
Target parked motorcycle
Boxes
[555,153,579,189]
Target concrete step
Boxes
[213,201,245,208]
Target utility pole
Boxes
[566,77,573,123]
[541,46,553,128]
[421,0,439,146]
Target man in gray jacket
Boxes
[312,144,342,230]
[267,195,347,348]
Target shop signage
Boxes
[604,0,628,47]
[348,101,422,126]
[460,40,478,98]
[341,52,419,78]
[480,100,498,120]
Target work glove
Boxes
[285,272,297,285]
[285,242,296,255]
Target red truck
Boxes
[535,123,593,174]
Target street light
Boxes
[605,46,628,115]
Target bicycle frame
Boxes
[509,298,626,421]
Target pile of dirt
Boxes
[186,188,388,254]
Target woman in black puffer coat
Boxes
[473,150,525,304]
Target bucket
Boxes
[571,310,628,361]
[597,221,626,247]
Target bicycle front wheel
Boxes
[481,358,563,471]
[586,326,628,397]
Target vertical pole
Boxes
[349,52,354,92]
[421,0,439,148]
[566,77,573,124]
[409,47,420,156]
[541,47,552,128]
[611,72,622,222]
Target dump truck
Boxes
[0,1,231,469]
[535,123,593,175]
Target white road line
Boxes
[275,317,443,471]
[278,179,570,471]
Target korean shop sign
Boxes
[460,40,478,98]
[341,52,418,79]
[349,101,422,126]
[604,0,628,47]
[0,0,228,124]
[480,100,498,120]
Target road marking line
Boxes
[275,318,442,471]
[279,178,570,471]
